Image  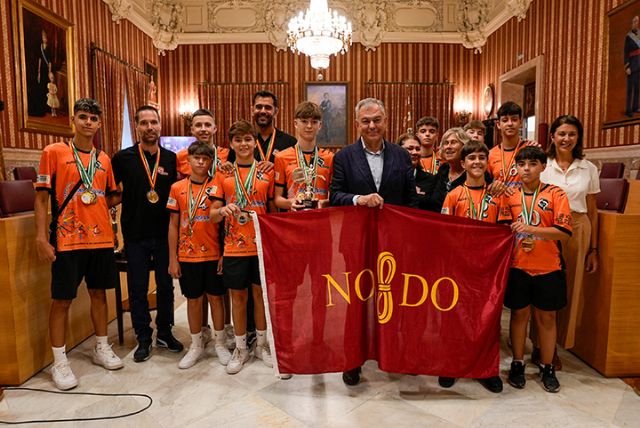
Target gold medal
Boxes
[147,189,159,204]
[521,236,535,252]
[80,190,96,205]
[237,211,250,225]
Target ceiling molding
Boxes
[104,0,532,55]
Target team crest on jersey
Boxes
[538,198,549,211]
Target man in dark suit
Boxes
[625,15,640,117]
[330,98,418,386]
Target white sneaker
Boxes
[178,344,204,369]
[253,343,273,368]
[225,325,236,350]
[226,348,250,374]
[201,326,212,346]
[214,343,232,366]
[93,344,124,370]
[51,361,78,390]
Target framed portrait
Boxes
[145,60,160,109]
[305,82,350,147]
[604,0,640,128]
[12,0,76,136]
[523,82,535,117]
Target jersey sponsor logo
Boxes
[37,174,50,184]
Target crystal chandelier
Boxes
[287,0,353,70]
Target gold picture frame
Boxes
[145,60,160,110]
[12,0,77,136]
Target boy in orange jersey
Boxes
[440,140,504,393]
[488,102,539,187]
[167,141,231,369]
[176,108,230,178]
[34,98,123,390]
[175,108,233,349]
[464,120,486,144]
[210,120,276,374]
[498,146,572,393]
[415,116,441,175]
[274,101,333,211]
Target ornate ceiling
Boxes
[102,0,533,55]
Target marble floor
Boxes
[1,303,639,427]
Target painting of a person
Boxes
[28,29,53,116]
[47,71,60,117]
[624,15,640,117]
[319,92,332,144]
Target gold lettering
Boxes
[355,269,375,301]
[399,273,429,307]
[324,272,351,307]
[430,277,459,311]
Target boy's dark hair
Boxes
[496,101,522,119]
[397,133,418,147]
[188,140,214,158]
[547,114,584,160]
[415,116,440,130]
[228,120,255,141]
[134,105,160,123]
[294,101,322,120]
[191,108,215,121]
[74,98,102,115]
[460,140,489,161]
[252,90,278,108]
[515,146,546,163]
[463,120,486,132]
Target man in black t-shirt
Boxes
[112,105,183,362]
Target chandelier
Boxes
[287,0,352,70]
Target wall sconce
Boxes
[454,99,473,126]
[178,101,198,134]
[455,110,472,126]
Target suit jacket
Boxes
[330,139,418,207]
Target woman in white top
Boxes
[540,115,599,358]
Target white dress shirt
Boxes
[541,157,600,213]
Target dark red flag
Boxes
[255,204,514,378]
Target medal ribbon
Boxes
[256,129,276,161]
[464,185,487,220]
[137,143,160,191]
[187,178,209,228]
[500,139,523,183]
[69,140,97,191]
[295,143,319,189]
[233,161,257,210]
[208,146,219,178]
[520,184,540,225]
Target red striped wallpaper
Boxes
[0,0,155,151]
[159,42,480,139]
[479,0,640,149]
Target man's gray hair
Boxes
[355,98,387,118]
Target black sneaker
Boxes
[438,377,456,388]
[156,332,184,353]
[133,338,152,362]
[342,367,361,386]
[247,330,257,348]
[508,361,526,389]
[477,376,503,393]
[540,364,560,393]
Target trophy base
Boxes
[301,199,319,210]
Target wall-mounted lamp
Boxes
[455,110,472,126]
[178,101,198,134]
[454,99,473,126]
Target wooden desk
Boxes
[572,211,640,376]
[0,214,116,385]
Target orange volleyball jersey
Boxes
[36,142,117,251]
[273,146,333,201]
[167,176,221,262]
[441,185,502,223]
[212,166,274,257]
[498,183,572,275]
